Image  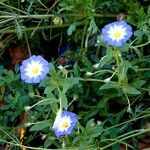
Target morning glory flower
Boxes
[20,55,50,83]
[52,110,78,138]
[102,20,133,47]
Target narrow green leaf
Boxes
[44,137,52,148]
[63,77,79,92]
[88,18,98,34]
[60,93,68,109]
[132,80,146,88]
[120,43,130,52]
[44,86,55,95]
[100,54,112,68]
[29,120,51,131]
[123,86,141,95]
[100,83,119,90]
[119,61,132,81]
[67,23,77,36]
[91,125,103,138]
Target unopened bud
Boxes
[24,106,31,111]
[41,134,47,140]
[53,17,63,25]
[97,121,102,125]
[58,65,64,70]
[93,63,99,69]
[104,77,111,83]
[25,122,32,127]
[85,72,93,76]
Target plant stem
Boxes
[124,92,131,113]
[105,113,150,132]
[101,129,150,149]
[80,78,107,83]
[0,24,69,34]
[0,2,28,15]
[113,48,122,83]
[25,33,31,57]
[0,13,117,19]
[25,98,58,111]
[0,128,18,144]
[131,41,150,48]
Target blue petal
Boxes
[35,55,43,62]
[24,78,33,84]
[103,24,112,30]
[39,72,47,80]
[20,65,26,73]
[107,39,116,46]
[32,76,41,83]
[21,59,30,67]
[102,28,109,35]
[102,35,111,42]
[121,36,130,43]
[117,20,128,27]
[126,25,132,31]
[114,40,123,47]
[54,129,63,138]
[21,73,28,80]
[111,22,118,27]
[28,55,36,63]
[62,111,77,118]
[125,30,133,38]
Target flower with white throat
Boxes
[102,20,133,47]
[20,55,50,83]
[52,110,77,138]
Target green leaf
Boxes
[86,119,95,128]
[134,30,144,37]
[100,83,119,90]
[29,120,51,131]
[44,137,52,148]
[143,71,150,77]
[50,102,58,113]
[91,125,103,138]
[5,70,14,79]
[44,86,55,95]
[99,54,112,68]
[63,77,79,92]
[132,80,146,88]
[73,62,80,76]
[60,93,68,109]
[119,61,132,81]
[0,65,4,75]
[37,98,58,106]
[67,23,77,36]
[123,86,141,95]
[88,18,98,34]
[120,43,130,52]
[82,55,92,69]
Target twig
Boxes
[24,33,31,57]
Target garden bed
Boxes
[0,0,150,150]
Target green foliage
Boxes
[0,0,150,149]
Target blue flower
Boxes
[20,55,50,83]
[52,110,78,138]
[102,20,133,47]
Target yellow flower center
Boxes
[113,32,122,39]
[62,121,69,129]
[31,67,40,75]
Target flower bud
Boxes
[85,72,93,76]
[93,63,99,69]
[53,17,63,25]
[104,77,111,83]
[24,106,31,111]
